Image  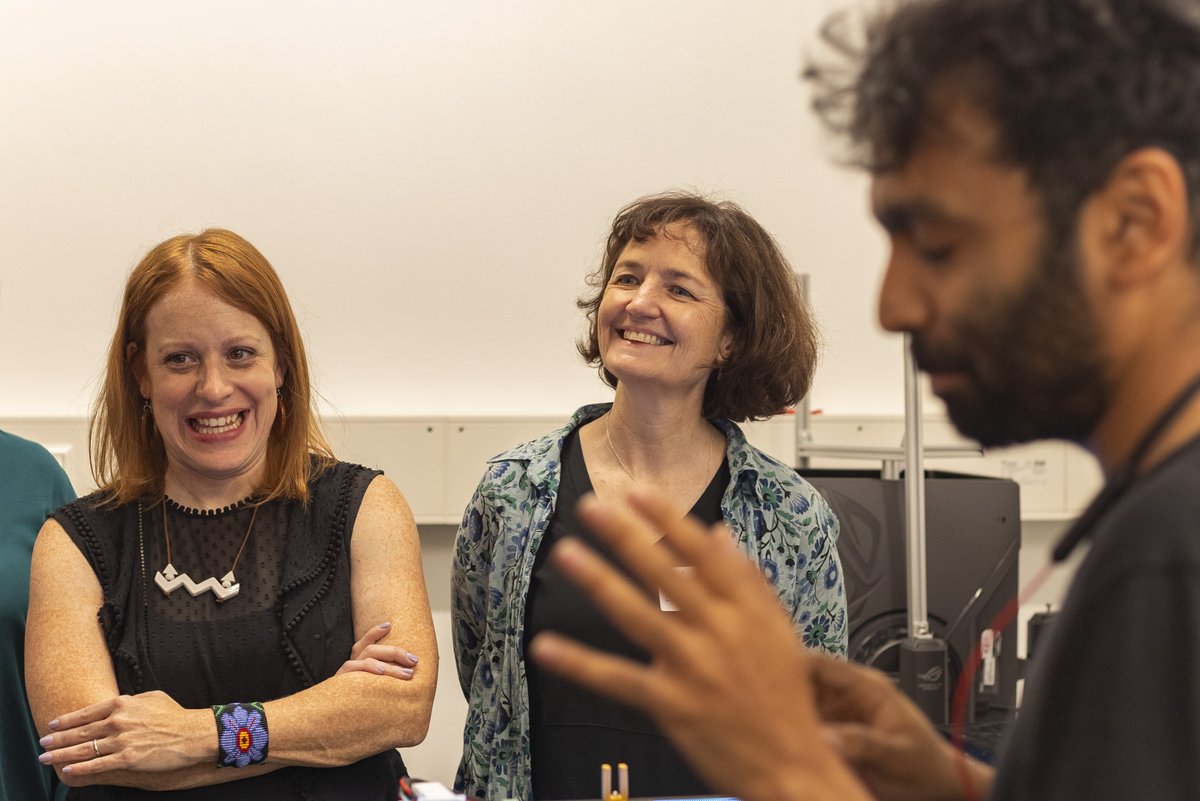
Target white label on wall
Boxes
[1001,457,1048,486]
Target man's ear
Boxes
[1081,147,1189,289]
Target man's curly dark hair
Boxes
[806,0,1200,254]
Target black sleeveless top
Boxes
[53,461,406,800]
[524,429,730,800]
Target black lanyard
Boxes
[1052,372,1200,563]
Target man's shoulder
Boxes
[1111,437,1200,535]
[1081,437,1200,581]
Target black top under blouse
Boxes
[524,428,730,800]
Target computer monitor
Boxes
[801,469,1021,722]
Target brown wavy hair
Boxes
[578,192,818,422]
[90,228,334,505]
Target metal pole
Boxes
[795,273,812,470]
[898,333,948,723]
[903,335,930,637]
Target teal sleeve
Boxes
[0,431,76,801]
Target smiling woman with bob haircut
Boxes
[25,228,436,800]
[451,192,847,801]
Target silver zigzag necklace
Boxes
[139,499,258,603]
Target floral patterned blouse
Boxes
[451,404,846,801]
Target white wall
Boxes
[0,0,901,420]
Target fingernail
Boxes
[577,493,599,511]
[378,622,391,629]
[529,634,560,662]
[62,765,72,775]
[39,752,53,764]
[400,667,414,678]
[553,538,586,568]
[39,735,52,747]
[406,652,419,663]
[48,719,59,731]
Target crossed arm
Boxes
[26,476,438,790]
[527,489,994,801]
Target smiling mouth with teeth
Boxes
[190,412,245,435]
[621,330,671,346]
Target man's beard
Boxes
[913,234,1109,448]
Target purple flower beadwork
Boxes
[218,704,268,767]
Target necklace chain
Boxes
[152,499,259,603]
[604,415,638,481]
[603,413,719,487]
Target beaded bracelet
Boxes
[213,701,269,768]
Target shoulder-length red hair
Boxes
[90,228,334,505]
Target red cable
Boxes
[950,562,1056,801]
